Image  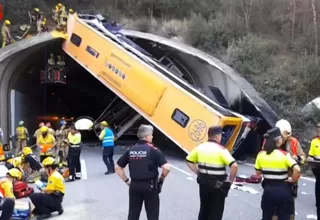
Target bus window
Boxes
[70,33,82,47]
[171,108,190,128]
[221,125,236,146]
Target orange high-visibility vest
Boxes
[290,137,299,156]
[40,144,54,153]
[0,146,4,161]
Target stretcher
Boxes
[11,199,31,220]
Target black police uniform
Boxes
[117,140,167,220]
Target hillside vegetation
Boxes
[6,0,320,144]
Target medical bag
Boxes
[11,199,31,220]
[245,175,262,184]
[13,181,34,199]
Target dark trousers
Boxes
[198,183,226,220]
[40,155,50,163]
[261,184,294,220]
[128,180,160,220]
[103,147,114,172]
[0,198,15,220]
[68,147,81,180]
[30,193,63,215]
[312,168,320,218]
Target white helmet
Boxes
[275,119,292,137]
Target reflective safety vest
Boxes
[0,146,4,161]
[16,127,27,139]
[0,179,9,198]
[102,128,114,147]
[40,144,54,155]
[290,137,299,156]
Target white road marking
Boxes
[169,164,192,176]
[243,163,316,182]
[81,159,88,180]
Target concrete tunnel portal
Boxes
[0,31,279,157]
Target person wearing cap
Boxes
[1,20,13,48]
[65,125,82,182]
[255,127,300,220]
[99,121,116,175]
[0,168,22,220]
[21,147,43,183]
[15,121,29,155]
[37,126,56,163]
[30,157,65,219]
[186,125,238,220]
[116,124,170,220]
[307,122,320,219]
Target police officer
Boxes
[99,121,115,175]
[30,157,65,219]
[66,125,81,182]
[255,127,300,220]
[115,124,171,220]
[186,126,238,220]
[307,122,320,219]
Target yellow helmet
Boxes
[15,157,22,167]
[4,20,11,25]
[41,21,46,25]
[7,168,22,180]
[69,9,74,13]
[42,157,55,166]
[40,126,49,132]
[57,3,63,7]
[34,8,40,13]
[44,18,47,22]
[100,121,108,126]
[22,147,32,155]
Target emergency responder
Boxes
[0,168,22,220]
[40,20,48,33]
[116,124,170,220]
[255,127,300,220]
[307,122,320,219]
[57,3,68,24]
[5,155,22,171]
[68,9,74,15]
[56,55,65,70]
[30,157,65,219]
[66,125,81,182]
[186,126,238,220]
[56,21,67,33]
[21,147,43,183]
[276,119,306,164]
[55,120,68,165]
[52,6,59,24]
[15,121,29,155]
[37,126,56,162]
[34,122,45,143]
[1,20,13,48]
[99,121,115,175]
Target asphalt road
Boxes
[22,146,318,220]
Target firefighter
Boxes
[15,121,29,156]
[30,157,64,219]
[21,147,43,183]
[34,122,45,143]
[99,121,115,175]
[1,20,13,48]
[56,55,65,70]
[55,120,68,166]
[37,126,56,163]
[66,125,81,182]
[186,126,238,220]
[68,9,74,15]
[56,3,67,26]
[255,127,300,220]
[56,21,67,33]
[307,122,320,219]
[5,154,23,172]
[40,20,48,33]
[0,168,22,220]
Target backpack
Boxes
[13,181,34,199]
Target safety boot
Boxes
[37,213,51,219]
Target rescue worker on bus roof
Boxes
[15,121,29,156]
[66,125,81,182]
[34,122,45,143]
[255,127,300,220]
[30,157,65,219]
[40,20,48,33]
[55,120,69,166]
[56,21,67,33]
[307,122,320,219]
[52,6,59,24]
[99,121,116,175]
[0,168,22,220]
[1,20,13,48]
[21,147,43,183]
[116,124,170,220]
[186,125,238,220]
[37,126,56,163]
[56,3,67,26]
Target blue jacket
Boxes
[102,128,115,147]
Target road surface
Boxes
[25,146,318,220]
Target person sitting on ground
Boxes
[0,168,22,220]
[5,153,23,172]
[21,147,43,183]
[30,157,65,220]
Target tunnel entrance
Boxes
[8,39,183,154]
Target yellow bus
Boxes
[63,14,248,153]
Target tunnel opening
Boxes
[8,39,183,154]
